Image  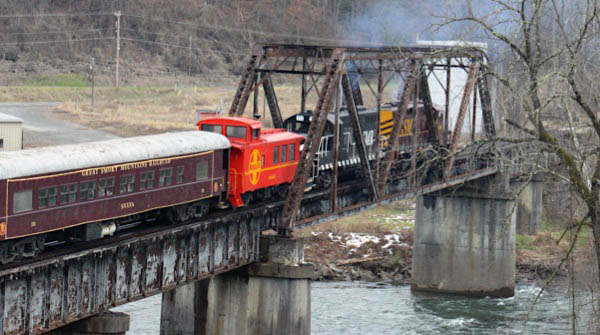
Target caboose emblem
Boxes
[248,149,262,185]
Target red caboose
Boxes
[198,117,303,207]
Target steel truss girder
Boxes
[341,73,378,200]
[418,67,439,145]
[445,63,480,176]
[229,55,258,117]
[262,76,283,128]
[278,48,345,231]
[477,69,496,138]
[376,61,420,197]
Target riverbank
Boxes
[300,201,570,284]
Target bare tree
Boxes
[442,0,600,330]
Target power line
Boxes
[0,12,112,18]
[120,37,250,57]
[0,28,111,36]
[0,37,113,46]
[120,27,248,47]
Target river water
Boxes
[114,281,586,334]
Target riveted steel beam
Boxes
[229,55,258,117]
[445,63,479,177]
[262,76,283,129]
[278,48,345,231]
[376,61,419,197]
[341,72,378,200]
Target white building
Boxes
[0,113,23,151]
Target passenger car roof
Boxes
[0,131,230,179]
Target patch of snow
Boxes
[343,233,380,248]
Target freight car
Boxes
[0,131,230,264]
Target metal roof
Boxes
[0,131,230,180]
[0,112,23,124]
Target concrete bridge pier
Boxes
[160,235,313,335]
[516,175,544,235]
[412,175,517,298]
[48,312,130,335]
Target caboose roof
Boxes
[199,117,263,130]
[0,131,230,180]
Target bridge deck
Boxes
[0,155,498,334]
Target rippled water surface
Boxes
[114,281,582,334]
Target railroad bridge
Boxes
[1,45,543,335]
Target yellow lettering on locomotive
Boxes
[248,149,262,186]
[120,202,135,210]
[0,222,6,236]
[400,119,413,137]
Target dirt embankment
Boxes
[305,230,413,283]
[304,228,569,284]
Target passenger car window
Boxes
[99,177,115,197]
[60,184,77,204]
[79,181,96,201]
[201,124,222,134]
[226,126,247,139]
[39,187,57,208]
[13,190,32,213]
[176,166,184,184]
[120,175,135,194]
[196,161,209,180]
[140,171,154,190]
[159,168,173,187]
[273,146,279,164]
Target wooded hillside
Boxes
[0,0,458,79]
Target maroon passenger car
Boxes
[0,131,230,263]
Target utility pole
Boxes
[115,11,121,88]
[188,35,192,83]
[90,57,95,113]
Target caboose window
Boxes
[281,145,287,163]
[289,144,295,161]
[201,124,222,134]
[226,126,247,139]
[196,162,209,180]
[60,184,77,204]
[273,146,279,164]
[120,175,135,193]
[13,190,32,213]
[39,187,57,209]
[99,177,115,197]
[80,181,96,201]
[140,171,155,191]
[159,168,173,187]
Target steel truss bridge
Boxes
[0,44,529,335]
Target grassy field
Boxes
[297,201,415,237]
[0,73,400,137]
